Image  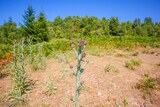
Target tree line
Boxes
[0,6,160,44]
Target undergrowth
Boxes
[135,74,158,100]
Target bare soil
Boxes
[0,48,160,107]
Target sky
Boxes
[0,0,160,26]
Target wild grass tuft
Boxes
[125,59,141,70]
[136,76,156,95]
[104,64,120,73]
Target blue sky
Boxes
[0,0,160,26]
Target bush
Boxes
[136,76,156,94]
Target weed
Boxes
[104,64,120,73]
[125,59,141,70]
[114,53,128,58]
[122,98,128,106]
[27,37,34,64]
[38,43,46,70]
[70,40,89,107]
[136,76,156,94]
[45,72,57,95]
[9,39,30,106]
[29,43,46,71]
[132,51,139,56]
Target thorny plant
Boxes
[70,40,89,107]
[27,37,34,64]
[28,37,46,71]
[9,39,30,107]
[45,71,57,95]
[38,43,46,70]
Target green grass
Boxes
[84,36,160,49]
[125,59,141,70]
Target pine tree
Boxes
[22,6,36,40]
[35,11,49,42]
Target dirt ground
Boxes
[0,48,160,107]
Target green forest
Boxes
[0,6,160,59]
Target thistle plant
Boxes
[27,37,34,64]
[9,39,29,106]
[38,43,46,70]
[70,40,89,107]
[28,39,46,71]
[45,71,57,95]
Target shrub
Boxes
[136,76,156,94]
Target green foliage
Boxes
[0,8,160,60]
[0,18,18,44]
[42,39,71,57]
[0,44,12,59]
[22,5,36,40]
[34,11,49,42]
[23,6,35,27]
[125,59,141,70]
[22,6,49,43]
[109,17,120,35]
